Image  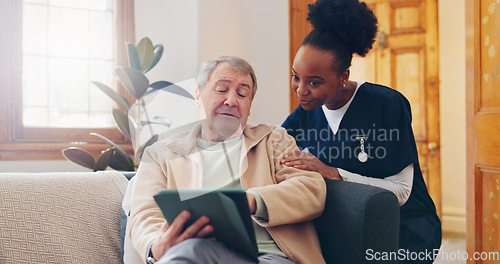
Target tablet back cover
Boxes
[154,189,258,262]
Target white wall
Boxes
[135,0,199,84]
[135,0,290,127]
[134,0,201,141]
[438,0,466,233]
[198,0,290,125]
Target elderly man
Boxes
[127,56,326,264]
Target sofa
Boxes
[0,171,399,264]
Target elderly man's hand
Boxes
[281,149,342,180]
[246,192,256,214]
[152,210,213,260]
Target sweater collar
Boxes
[166,122,273,156]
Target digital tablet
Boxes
[153,189,258,262]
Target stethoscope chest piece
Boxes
[355,135,368,163]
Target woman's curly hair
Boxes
[301,0,378,73]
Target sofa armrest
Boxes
[314,179,400,264]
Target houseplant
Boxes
[62,37,194,171]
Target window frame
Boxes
[0,0,135,160]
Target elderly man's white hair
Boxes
[196,56,258,99]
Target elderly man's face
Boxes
[196,62,253,141]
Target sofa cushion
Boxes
[0,171,128,264]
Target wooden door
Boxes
[289,0,441,215]
[466,0,500,262]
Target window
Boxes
[23,0,115,128]
[0,0,135,160]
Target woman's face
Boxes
[291,45,347,110]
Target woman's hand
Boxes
[152,210,213,260]
[281,149,342,180]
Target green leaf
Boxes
[108,150,135,171]
[93,148,115,171]
[90,132,134,169]
[145,44,163,73]
[143,88,158,98]
[113,109,132,140]
[62,147,95,170]
[136,37,154,72]
[115,66,150,99]
[115,66,138,98]
[140,117,171,127]
[128,115,137,139]
[149,81,194,100]
[150,80,174,89]
[137,134,159,160]
[92,81,130,111]
[127,43,141,71]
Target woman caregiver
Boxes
[281,0,441,262]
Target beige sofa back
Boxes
[0,171,128,264]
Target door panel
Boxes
[390,0,424,34]
[350,53,376,84]
[466,0,500,262]
[479,167,500,255]
[393,48,426,141]
[479,0,500,112]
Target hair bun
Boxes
[307,0,378,57]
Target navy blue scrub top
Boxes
[282,82,441,255]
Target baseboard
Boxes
[441,207,466,233]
